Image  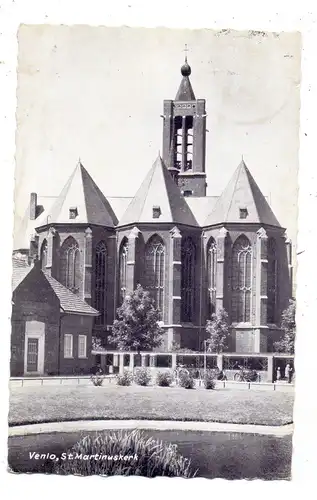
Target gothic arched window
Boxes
[231,235,252,323]
[267,238,277,323]
[119,239,129,304]
[94,241,107,326]
[40,239,48,271]
[144,235,165,315]
[207,238,217,317]
[60,237,80,293]
[181,237,196,322]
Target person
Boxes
[285,364,290,382]
[276,367,281,381]
[288,365,294,384]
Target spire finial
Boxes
[181,45,191,77]
[184,43,189,63]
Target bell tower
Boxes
[162,49,207,197]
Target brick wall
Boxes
[59,314,94,375]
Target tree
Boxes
[273,299,296,354]
[109,284,164,353]
[205,308,230,353]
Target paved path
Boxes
[9,419,293,438]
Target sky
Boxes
[15,26,301,247]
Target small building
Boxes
[11,259,98,376]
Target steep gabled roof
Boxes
[118,156,198,227]
[175,76,196,101]
[12,261,98,316]
[204,160,281,227]
[39,162,117,227]
[44,273,99,315]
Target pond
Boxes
[8,429,292,480]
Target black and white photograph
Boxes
[8,25,300,480]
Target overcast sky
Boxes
[15,26,301,246]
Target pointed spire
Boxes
[119,156,198,227]
[39,161,118,227]
[175,47,196,101]
[205,159,281,227]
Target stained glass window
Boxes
[94,241,107,326]
[60,237,80,293]
[207,238,217,317]
[231,235,252,323]
[119,239,129,304]
[181,237,196,322]
[267,238,277,323]
[144,235,165,315]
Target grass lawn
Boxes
[9,385,294,426]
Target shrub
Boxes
[134,367,152,386]
[116,370,133,386]
[203,370,216,390]
[178,371,195,389]
[156,370,174,387]
[53,429,196,477]
[90,375,104,387]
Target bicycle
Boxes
[233,368,261,383]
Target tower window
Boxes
[152,206,161,219]
[239,208,248,219]
[183,190,193,197]
[69,207,78,219]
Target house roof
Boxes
[12,261,98,316]
[204,160,281,227]
[118,156,198,227]
[44,273,99,316]
[38,162,118,228]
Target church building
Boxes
[11,56,293,376]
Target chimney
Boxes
[30,192,37,220]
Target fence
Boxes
[92,351,295,383]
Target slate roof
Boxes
[44,273,99,315]
[12,262,99,316]
[38,162,118,228]
[204,160,281,227]
[12,265,32,292]
[185,196,218,226]
[118,156,198,227]
[175,76,196,101]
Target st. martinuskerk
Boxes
[11,56,293,377]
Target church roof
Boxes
[204,160,281,227]
[38,162,118,228]
[185,196,218,226]
[175,76,196,101]
[118,156,198,227]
